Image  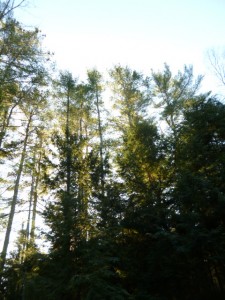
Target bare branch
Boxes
[207,48,225,87]
[0,0,26,21]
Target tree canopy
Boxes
[0,2,225,300]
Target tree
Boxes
[0,2,51,276]
[0,83,49,275]
[152,64,203,135]
[207,48,225,88]
[0,18,50,150]
[173,96,225,297]
[109,65,151,129]
[86,69,105,192]
[0,0,26,22]
[0,110,33,273]
[36,72,91,299]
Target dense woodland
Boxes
[1,1,225,299]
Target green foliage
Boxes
[152,64,203,132]
[1,5,225,297]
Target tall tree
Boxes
[0,17,50,150]
[0,82,49,273]
[1,109,33,273]
[152,64,202,135]
[109,65,151,129]
[171,96,225,298]
[86,69,105,191]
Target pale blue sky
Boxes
[15,0,225,91]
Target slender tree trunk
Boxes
[95,90,104,192]
[25,163,36,250]
[66,90,71,194]
[79,101,84,140]
[30,174,38,244]
[30,141,42,244]
[0,102,18,149]
[64,86,73,253]
[0,112,32,273]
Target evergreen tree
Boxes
[170,96,225,299]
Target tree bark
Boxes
[0,112,32,273]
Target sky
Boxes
[13,0,225,93]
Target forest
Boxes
[1,1,225,299]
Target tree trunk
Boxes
[0,102,18,149]
[95,90,104,193]
[0,112,32,273]
[30,139,42,244]
[25,163,36,250]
